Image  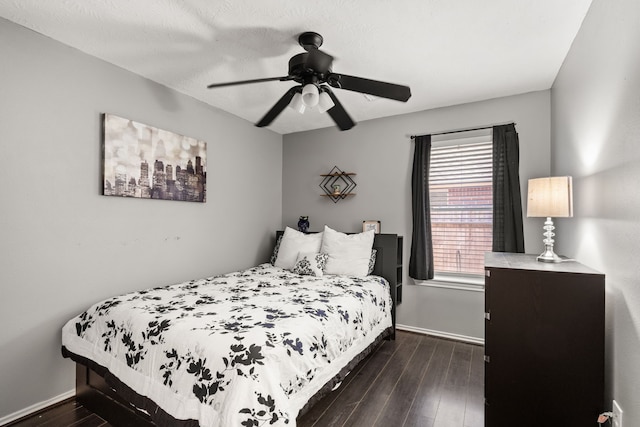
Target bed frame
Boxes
[67,231,401,426]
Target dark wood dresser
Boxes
[484,252,605,427]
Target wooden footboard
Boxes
[76,363,156,426]
[71,327,392,427]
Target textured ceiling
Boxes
[0,0,593,134]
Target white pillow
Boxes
[320,225,375,277]
[292,252,328,277]
[274,227,323,270]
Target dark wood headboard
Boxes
[275,230,399,337]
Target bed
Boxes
[61,228,400,426]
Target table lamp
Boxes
[526,176,573,262]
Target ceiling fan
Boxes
[206,31,412,131]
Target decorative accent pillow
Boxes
[274,227,324,270]
[368,249,378,275]
[292,252,329,277]
[320,225,375,277]
[270,235,283,265]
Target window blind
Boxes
[429,132,493,275]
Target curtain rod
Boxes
[409,122,516,139]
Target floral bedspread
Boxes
[61,263,392,426]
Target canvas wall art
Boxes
[103,114,206,202]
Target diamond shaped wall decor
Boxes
[320,166,357,203]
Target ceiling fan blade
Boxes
[207,76,293,89]
[327,73,411,102]
[305,49,333,75]
[322,87,356,131]
[255,86,301,128]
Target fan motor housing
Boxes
[288,53,330,82]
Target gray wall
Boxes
[551,0,640,422]
[0,19,282,419]
[283,90,551,341]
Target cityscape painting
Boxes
[103,114,207,202]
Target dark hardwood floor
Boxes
[298,330,484,427]
[6,331,483,427]
[5,400,109,427]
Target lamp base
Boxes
[537,248,563,263]
[537,217,563,263]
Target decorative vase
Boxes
[298,216,310,233]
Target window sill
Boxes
[413,273,485,292]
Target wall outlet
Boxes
[612,399,623,427]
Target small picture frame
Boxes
[362,220,381,234]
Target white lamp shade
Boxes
[301,83,320,107]
[318,91,335,113]
[527,176,573,218]
[288,92,306,114]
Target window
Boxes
[429,130,492,276]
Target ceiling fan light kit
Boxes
[289,92,306,114]
[318,90,335,113]
[301,83,320,107]
[289,84,334,114]
[206,31,412,131]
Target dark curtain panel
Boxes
[409,135,434,280]
[492,123,525,253]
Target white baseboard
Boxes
[0,389,75,426]
[396,323,484,345]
